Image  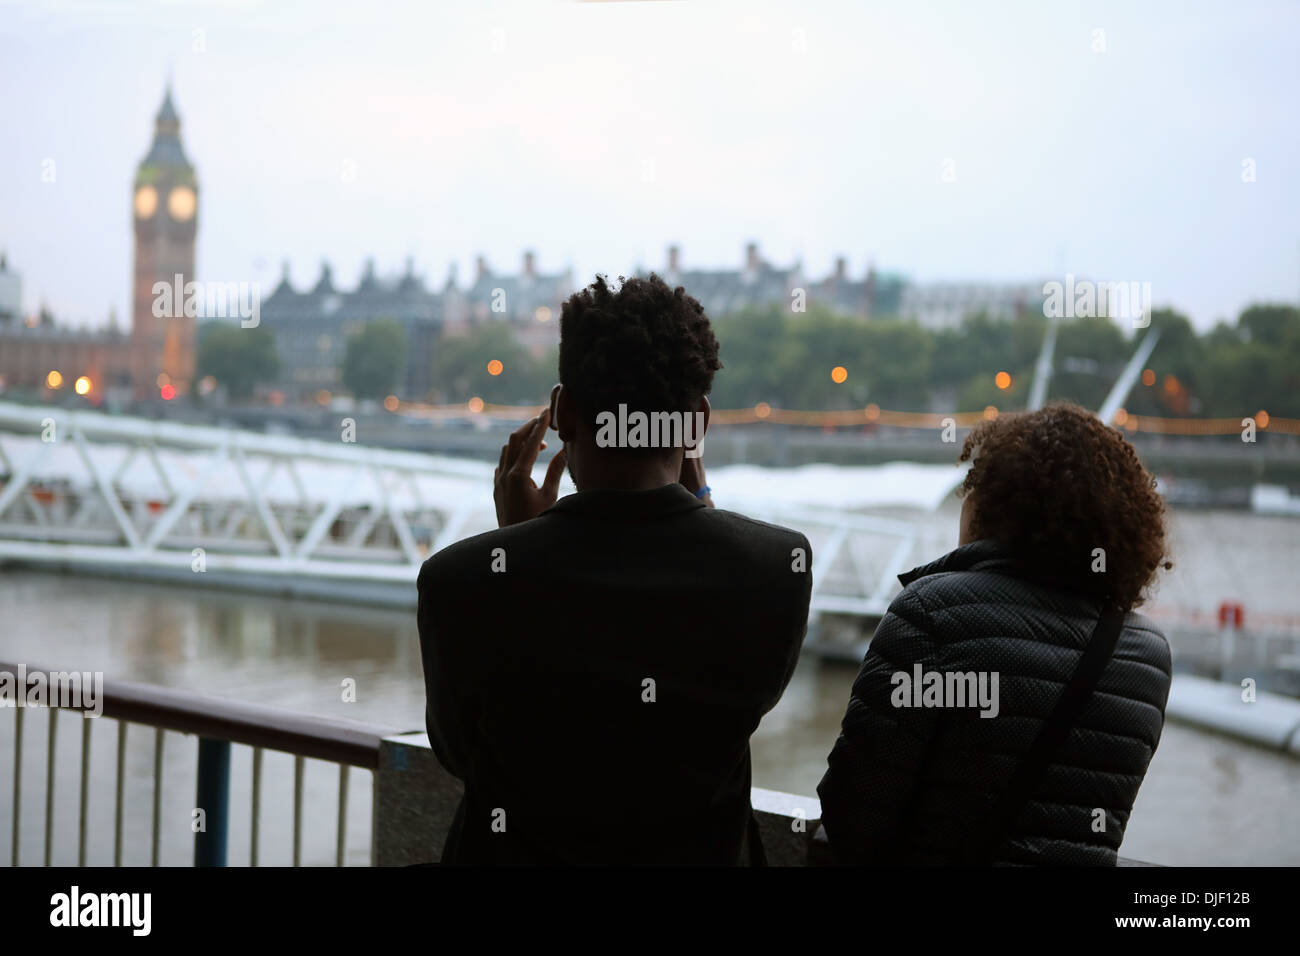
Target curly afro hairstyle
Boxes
[958,402,1171,612]
[559,273,722,432]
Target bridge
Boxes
[0,399,946,633]
[4,375,1300,670]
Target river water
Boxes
[2,565,1297,866]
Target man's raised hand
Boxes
[494,408,567,527]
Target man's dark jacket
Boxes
[817,539,1172,865]
[417,483,812,864]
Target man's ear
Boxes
[683,395,710,459]
[697,395,711,439]
[550,383,572,441]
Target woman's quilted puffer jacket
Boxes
[817,539,1172,865]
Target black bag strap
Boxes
[965,606,1127,865]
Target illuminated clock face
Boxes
[134,185,158,219]
[167,186,197,222]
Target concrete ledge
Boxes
[751,786,822,866]
[1166,674,1300,756]
[372,732,462,866]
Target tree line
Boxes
[196,302,1300,419]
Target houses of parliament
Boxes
[0,85,1040,408]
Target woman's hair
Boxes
[957,402,1171,611]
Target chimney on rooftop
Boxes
[667,245,680,273]
[476,255,489,282]
[835,257,846,281]
[523,250,536,278]
[745,242,760,271]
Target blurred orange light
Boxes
[316,389,332,406]
[46,370,63,389]
[384,395,400,412]
[1141,368,1156,387]
[994,371,1011,390]
[983,405,998,420]
[156,372,170,388]
[268,391,285,406]
[831,366,848,384]
[487,359,504,376]
[160,384,176,401]
[1114,408,1129,426]
[467,397,485,414]
[864,403,881,421]
[1257,410,1270,429]
[754,402,771,419]
[74,376,92,395]
[534,306,552,323]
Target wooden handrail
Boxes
[1,662,402,768]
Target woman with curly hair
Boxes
[817,402,1173,865]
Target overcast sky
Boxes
[2,0,1297,330]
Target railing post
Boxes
[194,737,231,867]
[11,706,22,867]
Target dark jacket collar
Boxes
[898,539,1020,586]
[899,538,1108,608]
[545,482,705,520]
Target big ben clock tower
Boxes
[131,84,198,398]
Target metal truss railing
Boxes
[0,401,953,624]
[0,401,490,585]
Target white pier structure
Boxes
[0,402,961,635]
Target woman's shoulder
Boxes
[896,562,1055,617]
[1117,608,1173,672]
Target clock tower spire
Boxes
[131,83,198,399]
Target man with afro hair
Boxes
[417,274,812,864]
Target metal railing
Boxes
[0,399,487,586]
[3,661,395,867]
[3,661,1161,866]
